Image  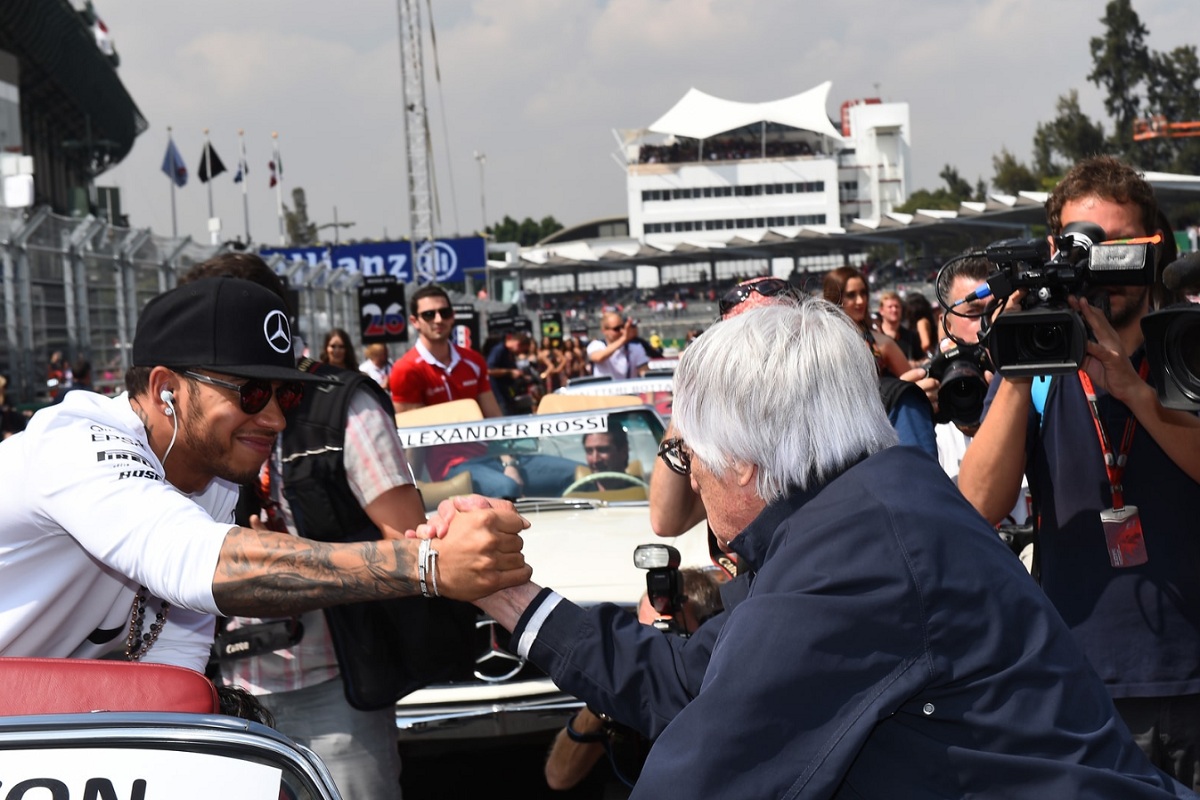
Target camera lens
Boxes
[1166,313,1200,402]
[1022,323,1067,359]
[938,360,988,425]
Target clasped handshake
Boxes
[401,495,533,602]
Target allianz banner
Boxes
[263,237,485,284]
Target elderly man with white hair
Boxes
[449,301,1194,798]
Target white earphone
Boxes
[160,387,179,464]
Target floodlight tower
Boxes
[396,0,435,245]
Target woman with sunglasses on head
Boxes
[320,329,358,373]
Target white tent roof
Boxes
[648,82,844,142]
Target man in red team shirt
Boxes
[389,285,503,418]
[389,286,574,498]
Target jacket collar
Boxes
[728,451,871,572]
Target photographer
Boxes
[543,567,725,793]
[958,156,1200,788]
[588,312,650,379]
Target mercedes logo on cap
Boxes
[264,310,292,354]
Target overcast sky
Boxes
[96,0,1193,247]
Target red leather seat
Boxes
[0,658,220,715]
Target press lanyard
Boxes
[1076,360,1150,510]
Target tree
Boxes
[486,214,565,247]
[1088,0,1150,159]
[1144,45,1200,173]
[895,164,981,213]
[1031,91,1107,176]
[991,148,1040,195]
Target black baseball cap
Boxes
[133,277,327,383]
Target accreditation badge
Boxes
[1101,505,1148,568]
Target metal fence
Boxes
[0,206,363,406]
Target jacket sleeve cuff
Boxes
[512,587,563,658]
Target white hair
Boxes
[672,301,898,502]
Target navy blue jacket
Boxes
[514,446,1194,798]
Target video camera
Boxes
[633,543,689,638]
[978,222,1158,377]
[926,343,993,426]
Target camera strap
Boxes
[1076,360,1149,510]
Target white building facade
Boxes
[624,82,910,245]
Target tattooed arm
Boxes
[211,507,531,616]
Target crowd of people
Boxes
[638,136,822,164]
[1,155,1199,798]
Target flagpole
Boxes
[203,129,214,221]
[168,127,178,239]
[239,129,251,244]
[273,131,285,245]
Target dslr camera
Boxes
[981,222,1157,377]
[926,343,993,426]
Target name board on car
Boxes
[397,415,609,448]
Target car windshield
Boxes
[398,407,666,502]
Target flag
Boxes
[268,153,282,188]
[161,138,187,187]
[234,138,248,184]
[198,142,226,183]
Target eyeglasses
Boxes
[417,307,455,322]
[657,437,692,476]
[183,371,305,414]
[718,278,798,317]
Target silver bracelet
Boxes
[418,538,431,598]
[427,546,440,598]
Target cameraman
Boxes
[543,567,725,793]
[958,156,1200,788]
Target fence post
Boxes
[4,207,51,402]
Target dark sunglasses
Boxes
[657,437,692,476]
[184,371,304,414]
[417,307,455,322]
[718,278,798,317]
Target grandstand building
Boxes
[622,82,910,244]
[0,0,144,217]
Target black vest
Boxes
[281,361,476,710]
